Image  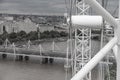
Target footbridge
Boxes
[0,39,73,62]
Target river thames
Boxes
[0,40,102,80]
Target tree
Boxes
[17,30,27,41]
[42,31,51,38]
[9,32,17,39]
[26,31,38,40]
[8,32,17,42]
[0,39,3,45]
[17,30,27,38]
[40,33,48,39]
[1,31,8,40]
[50,30,60,38]
[60,31,68,37]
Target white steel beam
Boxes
[117,0,120,80]
[72,1,91,80]
[119,0,120,18]
[84,0,118,28]
[117,45,120,80]
[71,37,118,80]
[71,15,103,29]
[112,45,118,59]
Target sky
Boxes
[0,0,119,16]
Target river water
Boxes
[0,59,72,80]
[0,40,101,80]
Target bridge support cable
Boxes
[39,44,43,56]
[27,40,31,49]
[51,41,61,52]
[12,43,16,61]
[52,41,55,52]
[4,38,11,48]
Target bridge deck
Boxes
[0,47,71,59]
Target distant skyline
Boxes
[0,0,119,17]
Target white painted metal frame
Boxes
[71,0,120,80]
[71,37,118,80]
[73,28,91,79]
[76,0,89,15]
[72,0,91,80]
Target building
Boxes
[0,17,38,34]
[16,18,37,33]
[0,20,16,34]
[0,16,65,34]
[39,25,55,32]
